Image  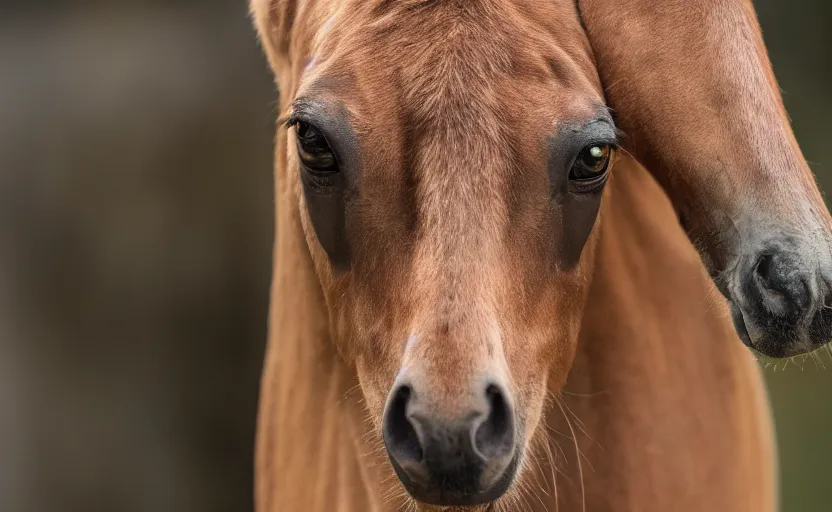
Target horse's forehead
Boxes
[306,2,598,126]
[319,2,584,79]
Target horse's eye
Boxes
[294,121,338,174]
[569,143,612,184]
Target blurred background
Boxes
[0,1,828,511]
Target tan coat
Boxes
[246,0,823,510]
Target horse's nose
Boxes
[731,246,832,357]
[382,380,517,506]
[752,252,813,318]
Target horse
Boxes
[250,0,832,510]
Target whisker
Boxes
[529,450,551,498]
[542,432,560,512]
[806,347,826,370]
[557,399,586,512]
[561,390,606,399]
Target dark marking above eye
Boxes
[286,98,360,271]
[547,110,617,268]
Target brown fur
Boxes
[246,0,829,510]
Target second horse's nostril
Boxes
[383,385,423,463]
[755,253,774,284]
[474,384,514,460]
[752,251,813,313]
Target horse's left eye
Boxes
[570,143,612,183]
[294,121,338,174]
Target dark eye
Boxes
[569,143,612,185]
[294,121,338,174]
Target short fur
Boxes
[249,0,830,510]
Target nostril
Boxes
[474,384,514,460]
[751,251,814,315]
[383,385,423,463]
[755,253,774,285]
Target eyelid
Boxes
[585,138,618,148]
[567,116,618,143]
[283,115,298,128]
[278,107,298,128]
[283,113,308,129]
[280,98,316,128]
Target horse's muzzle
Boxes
[726,237,832,357]
[381,379,518,506]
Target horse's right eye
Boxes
[294,121,338,174]
[570,144,612,181]
[567,143,614,193]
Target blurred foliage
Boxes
[0,1,829,512]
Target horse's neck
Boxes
[529,157,777,512]
[255,129,388,511]
[256,330,383,512]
